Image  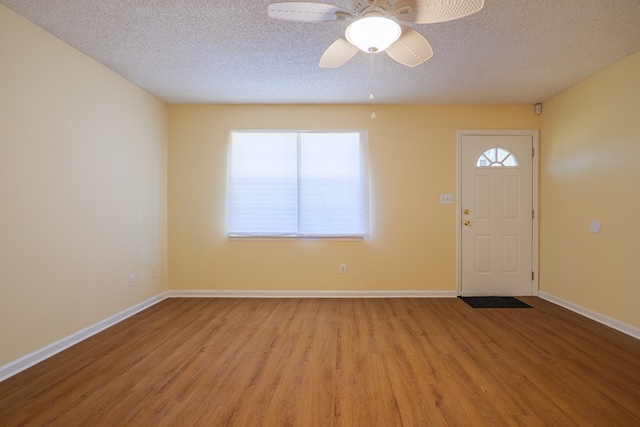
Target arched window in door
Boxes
[476,147,518,167]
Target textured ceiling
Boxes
[2,0,640,105]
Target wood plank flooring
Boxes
[1,297,639,426]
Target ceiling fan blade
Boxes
[268,2,353,22]
[319,38,359,68]
[395,0,484,24]
[385,26,434,67]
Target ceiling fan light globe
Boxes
[345,17,401,53]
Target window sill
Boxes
[228,234,369,241]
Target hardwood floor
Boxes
[1,297,639,426]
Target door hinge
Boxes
[532,209,535,219]
[532,271,535,281]
[532,147,535,157]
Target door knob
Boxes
[463,209,470,215]
[464,220,471,226]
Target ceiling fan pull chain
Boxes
[370,52,376,119]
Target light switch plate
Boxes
[440,194,454,204]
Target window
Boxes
[476,147,518,167]
[228,131,370,238]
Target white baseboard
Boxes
[167,290,458,298]
[538,291,640,340]
[0,292,169,383]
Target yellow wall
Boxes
[539,51,640,328]
[168,104,539,292]
[0,5,168,365]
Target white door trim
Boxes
[456,130,539,296]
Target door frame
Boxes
[456,130,539,296]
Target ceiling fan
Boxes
[268,0,484,68]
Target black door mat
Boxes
[459,296,532,309]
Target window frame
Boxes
[227,130,371,240]
[475,147,519,168]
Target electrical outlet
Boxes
[339,264,346,274]
[129,274,135,287]
[152,268,158,279]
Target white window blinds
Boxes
[228,131,370,238]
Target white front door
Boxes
[458,132,537,296]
